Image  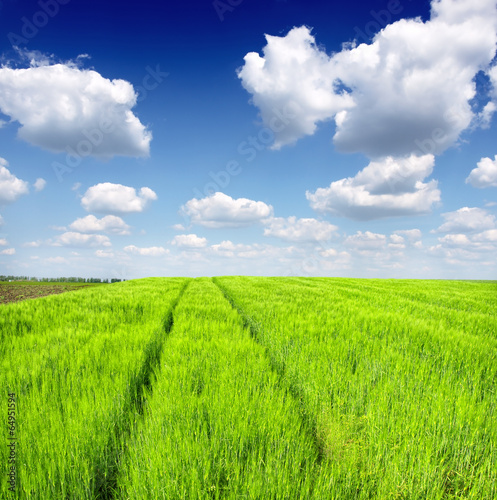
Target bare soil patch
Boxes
[0,282,100,305]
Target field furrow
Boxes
[215,277,497,499]
[1,278,189,499]
[116,278,332,499]
[3,276,495,499]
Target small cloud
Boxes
[22,241,41,247]
[0,158,29,204]
[34,178,47,192]
[53,232,112,247]
[263,216,338,242]
[172,223,186,231]
[69,215,130,235]
[95,250,115,258]
[344,231,387,250]
[181,192,273,228]
[171,234,208,248]
[123,245,168,256]
[473,229,497,242]
[1,248,16,255]
[72,182,82,191]
[393,229,422,242]
[0,238,7,246]
[81,183,157,215]
[435,207,496,233]
[466,155,497,188]
[307,155,440,220]
[438,234,471,247]
[46,256,68,264]
[320,248,337,258]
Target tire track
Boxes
[212,277,326,464]
[95,279,190,499]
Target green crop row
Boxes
[116,278,332,499]
[215,277,497,499]
[2,277,495,498]
[1,278,188,499]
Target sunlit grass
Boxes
[116,278,331,498]
[0,278,188,499]
[2,276,495,498]
[215,277,497,498]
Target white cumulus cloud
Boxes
[394,229,422,241]
[34,178,46,192]
[0,63,151,158]
[0,248,16,255]
[69,215,130,235]
[306,155,440,220]
[181,192,273,228]
[171,234,208,248]
[46,256,68,264]
[210,240,300,260]
[53,232,111,247]
[466,155,497,188]
[0,158,29,204]
[124,245,168,257]
[0,238,8,246]
[438,234,472,246]
[81,183,157,215]
[344,231,387,250]
[473,229,497,242]
[435,207,496,233]
[238,0,497,157]
[263,216,338,242]
[238,26,354,150]
[94,250,115,258]
[394,229,423,248]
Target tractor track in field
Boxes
[212,277,326,466]
[96,280,190,500]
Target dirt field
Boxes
[0,282,100,305]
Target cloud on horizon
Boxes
[52,232,112,248]
[69,215,131,235]
[171,233,208,248]
[263,216,338,242]
[124,245,168,256]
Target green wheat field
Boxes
[2,277,496,499]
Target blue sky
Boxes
[0,0,496,279]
